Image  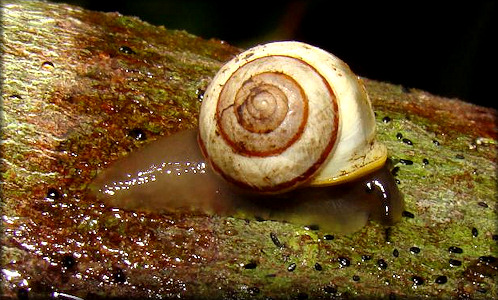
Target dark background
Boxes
[53,1,496,108]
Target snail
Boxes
[90,41,404,234]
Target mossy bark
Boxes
[1,1,497,299]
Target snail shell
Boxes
[198,41,386,193]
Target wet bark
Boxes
[1,1,497,299]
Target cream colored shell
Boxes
[198,41,387,192]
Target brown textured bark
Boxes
[1,1,497,299]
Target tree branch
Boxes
[1,1,496,299]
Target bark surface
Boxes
[1,1,497,299]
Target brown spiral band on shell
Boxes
[216,65,309,156]
[199,47,341,193]
[198,123,337,193]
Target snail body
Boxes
[90,41,404,234]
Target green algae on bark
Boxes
[1,1,497,299]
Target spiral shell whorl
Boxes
[217,58,312,156]
[199,42,341,192]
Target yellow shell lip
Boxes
[309,142,388,186]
